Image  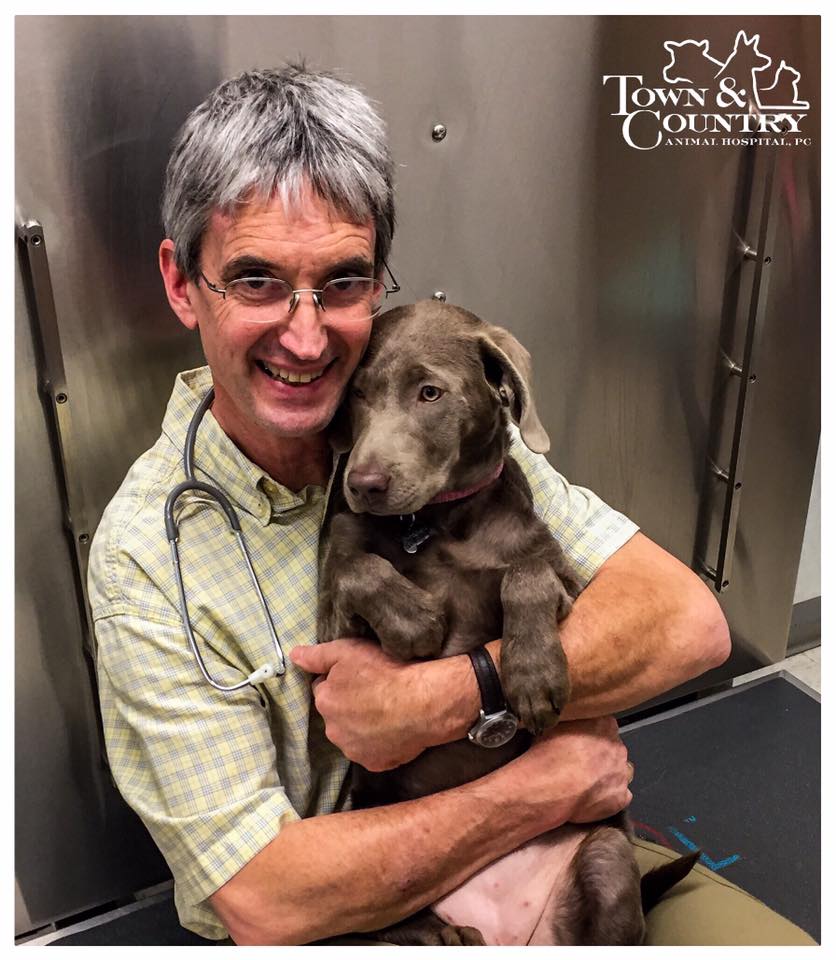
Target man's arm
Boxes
[209,717,631,945]
[548,530,731,718]
[292,532,730,770]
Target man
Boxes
[88,64,813,946]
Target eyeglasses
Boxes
[199,262,400,322]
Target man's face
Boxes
[184,188,376,452]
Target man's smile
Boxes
[253,356,340,394]
[255,357,336,384]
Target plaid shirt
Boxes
[88,365,638,939]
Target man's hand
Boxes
[289,638,433,771]
[511,716,633,826]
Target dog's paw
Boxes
[376,597,446,661]
[501,645,571,736]
[440,924,486,946]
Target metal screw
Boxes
[432,291,447,302]
[55,392,68,404]
[432,124,447,142]
[78,533,90,545]
[749,374,757,383]
[31,234,42,246]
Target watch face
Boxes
[476,714,518,748]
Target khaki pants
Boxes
[633,839,816,945]
[314,840,816,947]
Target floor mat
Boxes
[48,897,213,946]
[622,674,820,942]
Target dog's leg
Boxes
[320,550,445,661]
[498,560,573,734]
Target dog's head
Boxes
[330,299,550,515]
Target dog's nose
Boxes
[347,466,391,498]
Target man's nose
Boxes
[347,465,391,498]
[278,294,328,360]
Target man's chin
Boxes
[256,401,339,440]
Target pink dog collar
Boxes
[428,461,505,505]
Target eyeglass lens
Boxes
[226,277,385,317]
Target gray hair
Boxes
[161,63,395,280]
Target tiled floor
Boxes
[732,644,821,694]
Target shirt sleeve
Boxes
[508,427,639,588]
[94,611,299,932]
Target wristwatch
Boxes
[466,645,519,748]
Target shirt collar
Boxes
[161,366,339,526]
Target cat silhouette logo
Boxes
[663,32,809,112]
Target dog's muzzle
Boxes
[346,465,391,511]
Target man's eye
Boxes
[420,385,443,402]
[227,276,288,304]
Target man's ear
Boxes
[159,239,200,331]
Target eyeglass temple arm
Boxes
[198,272,226,297]
[382,260,400,295]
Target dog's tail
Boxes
[640,850,701,913]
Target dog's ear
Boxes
[477,325,550,454]
[326,398,354,454]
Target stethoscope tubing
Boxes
[164,387,286,691]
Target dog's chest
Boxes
[381,528,511,657]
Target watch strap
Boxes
[467,645,506,715]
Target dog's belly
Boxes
[432,825,586,945]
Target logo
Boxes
[603,31,812,150]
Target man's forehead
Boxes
[205,186,374,248]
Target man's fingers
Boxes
[289,636,372,674]
[289,641,342,675]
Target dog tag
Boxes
[400,515,434,553]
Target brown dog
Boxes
[317,300,696,944]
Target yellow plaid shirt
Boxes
[88,365,638,940]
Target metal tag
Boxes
[402,524,433,554]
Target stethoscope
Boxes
[164,387,286,692]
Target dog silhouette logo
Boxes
[663,31,809,112]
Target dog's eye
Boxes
[351,387,365,400]
[420,385,443,402]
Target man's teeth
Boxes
[260,360,327,384]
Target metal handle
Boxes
[696,134,783,592]
[17,219,97,640]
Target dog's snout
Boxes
[347,466,391,499]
